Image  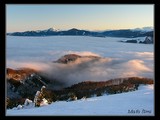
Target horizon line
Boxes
[7,26,154,33]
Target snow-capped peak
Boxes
[47,27,59,32]
[47,28,54,31]
[35,27,59,33]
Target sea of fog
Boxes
[6,36,154,87]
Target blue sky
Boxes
[6,4,154,32]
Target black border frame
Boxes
[1,0,159,119]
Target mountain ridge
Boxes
[7,27,153,38]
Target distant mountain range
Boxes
[7,27,153,38]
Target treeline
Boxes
[54,77,153,100]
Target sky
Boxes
[6,4,154,32]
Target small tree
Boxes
[34,86,50,107]
[24,98,34,108]
[34,91,42,107]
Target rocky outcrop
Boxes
[120,36,153,44]
[6,68,50,99]
[55,54,81,64]
[139,36,153,44]
[6,68,36,81]
[55,54,100,64]
[6,67,57,108]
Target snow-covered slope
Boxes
[6,84,154,116]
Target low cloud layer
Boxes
[7,36,154,89]
[7,52,154,88]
